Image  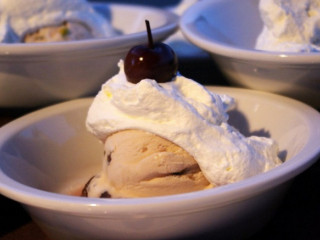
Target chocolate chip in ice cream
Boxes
[81,176,94,197]
[100,191,111,198]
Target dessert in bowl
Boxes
[79,21,282,199]
[180,0,320,108]
[0,87,319,240]
[0,0,178,107]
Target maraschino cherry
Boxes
[124,20,178,83]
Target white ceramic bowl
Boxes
[180,0,320,108]
[1,87,320,240]
[0,3,178,107]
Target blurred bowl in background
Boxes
[180,0,320,108]
[0,3,178,107]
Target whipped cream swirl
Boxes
[86,61,282,186]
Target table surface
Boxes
[0,57,319,240]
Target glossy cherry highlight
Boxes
[124,20,178,83]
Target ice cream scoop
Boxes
[85,60,282,196]
[82,130,212,198]
[83,20,282,198]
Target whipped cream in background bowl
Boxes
[0,1,178,107]
[180,0,320,108]
[255,0,320,52]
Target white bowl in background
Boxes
[0,3,178,107]
[0,87,320,240]
[180,0,320,108]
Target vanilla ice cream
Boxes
[0,0,116,43]
[255,0,320,52]
[86,60,282,192]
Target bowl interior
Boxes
[181,0,262,49]
[101,4,170,35]
[0,101,103,194]
[1,87,319,198]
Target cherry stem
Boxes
[145,20,154,49]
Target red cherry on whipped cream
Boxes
[124,20,178,84]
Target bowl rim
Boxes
[179,0,320,64]
[0,87,320,215]
[0,3,178,56]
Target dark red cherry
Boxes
[124,20,178,84]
